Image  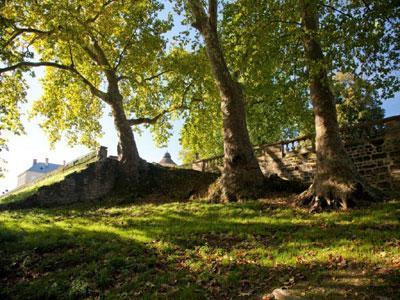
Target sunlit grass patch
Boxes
[0,199,399,299]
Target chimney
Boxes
[45,158,49,166]
[33,159,37,165]
[63,160,66,166]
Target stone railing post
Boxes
[281,141,285,157]
[97,146,108,160]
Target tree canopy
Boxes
[0,0,180,148]
[177,0,398,162]
[0,0,398,167]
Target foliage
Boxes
[165,48,223,163]
[145,47,221,150]
[2,0,397,163]
[221,0,314,144]
[333,72,385,128]
[0,0,181,149]
[174,0,314,162]
[0,198,399,298]
[176,0,399,161]
[320,0,400,101]
[32,68,103,148]
[0,73,27,175]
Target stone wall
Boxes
[193,116,400,193]
[346,119,400,192]
[257,144,316,183]
[2,158,217,210]
[4,158,120,209]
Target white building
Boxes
[17,158,62,187]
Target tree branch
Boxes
[13,27,52,34]
[82,38,119,89]
[2,27,54,47]
[89,39,113,70]
[68,43,75,67]
[143,70,171,81]
[361,0,395,26]
[187,0,209,33]
[114,36,134,71]
[128,111,168,126]
[84,0,116,24]
[208,0,218,30]
[0,61,70,73]
[89,38,120,86]
[73,68,109,102]
[128,103,191,126]
[319,3,354,19]
[82,45,100,64]
[117,70,171,82]
[0,61,108,101]
[128,81,200,126]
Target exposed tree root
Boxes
[295,178,383,212]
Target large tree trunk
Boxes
[109,95,141,181]
[188,0,265,201]
[297,0,382,211]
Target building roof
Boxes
[159,152,176,166]
[26,162,62,174]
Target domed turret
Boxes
[158,152,176,167]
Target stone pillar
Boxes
[97,146,108,160]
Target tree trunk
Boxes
[189,0,265,201]
[109,95,141,181]
[297,0,382,211]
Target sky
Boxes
[0,2,399,192]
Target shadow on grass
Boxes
[1,223,398,300]
[1,200,399,299]
[1,223,210,299]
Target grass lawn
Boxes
[0,197,399,299]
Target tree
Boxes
[183,0,267,201]
[221,0,314,146]
[333,72,385,129]
[296,0,382,211]
[206,0,398,208]
[0,0,186,180]
[178,0,314,163]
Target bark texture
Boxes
[297,0,382,211]
[188,0,265,201]
[110,96,141,180]
[89,39,143,181]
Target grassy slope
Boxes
[0,158,96,205]
[0,198,399,299]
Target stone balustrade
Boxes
[191,115,400,193]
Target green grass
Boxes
[0,158,96,205]
[0,198,399,299]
